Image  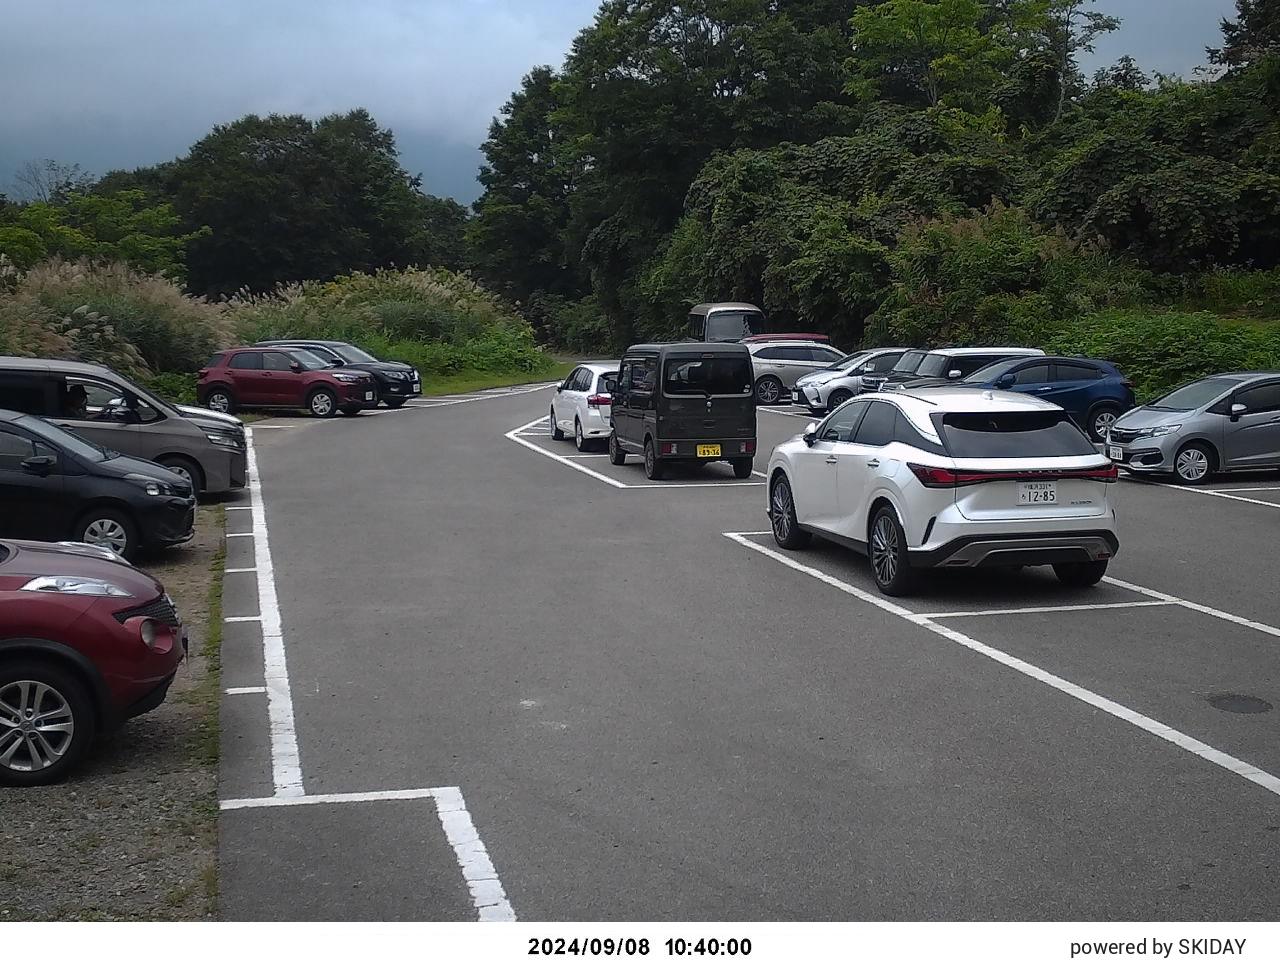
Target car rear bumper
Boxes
[909,530,1120,569]
[654,438,757,461]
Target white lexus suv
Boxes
[766,389,1119,595]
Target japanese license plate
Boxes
[1018,481,1057,505]
[1107,445,1123,461]
[697,444,722,458]
[364,391,375,401]
[412,383,421,394]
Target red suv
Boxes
[198,347,377,418]
[0,538,186,786]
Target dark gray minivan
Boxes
[608,342,757,480]
[0,357,247,496]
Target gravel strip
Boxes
[0,506,224,921]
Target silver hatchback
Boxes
[1106,372,1280,484]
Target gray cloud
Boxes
[0,0,1239,204]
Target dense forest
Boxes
[2,0,1279,398]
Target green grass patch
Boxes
[420,362,575,396]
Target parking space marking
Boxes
[243,429,305,798]
[1215,485,1280,493]
[724,532,1280,799]
[927,600,1175,619]
[226,505,251,511]
[224,615,262,624]
[564,453,608,459]
[1103,576,1280,641]
[225,686,267,695]
[506,414,764,489]
[759,408,815,420]
[1123,476,1280,511]
[224,567,257,574]
[226,532,254,538]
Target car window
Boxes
[1235,381,1280,415]
[1150,377,1247,411]
[290,350,331,370]
[954,356,1004,378]
[753,347,784,360]
[594,372,619,394]
[915,354,950,378]
[891,351,927,374]
[1054,362,1104,381]
[662,356,752,396]
[15,414,112,462]
[1011,364,1053,385]
[632,358,657,393]
[332,344,378,363]
[819,401,867,442]
[577,368,595,391]
[894,409,946,454]
[852,401,897,447]
[229,352,263,370]
[0,428,42,469]
[939,411,1095,457]
[866,352,902,373]
[779,346,814,361]
[0,374,51,416]
[562,369,579,391]
[812,347,844,364]
[263,352,295,372]
[204,353,224,369]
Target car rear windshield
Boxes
[594,372,619,393]
[1149,376,1248,412]
[663,357,753,396]
[704,311,761,342]
[939,411,1095,458]
[891,350,927,374]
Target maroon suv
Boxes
[0,539,186,786]
[198,347,377,418]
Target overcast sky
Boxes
[0,0,1237,205]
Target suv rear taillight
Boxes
[587,394,612,407]
[909,463,1118,487]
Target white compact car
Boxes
[792,347,909,412]
[551,362,620,451]
[766,389,1119,595]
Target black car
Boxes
[0,410,195,561]
[254,340,421,407]
[609,342,757,480]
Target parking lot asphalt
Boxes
[218,391,1280,920]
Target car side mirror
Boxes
[996,374,1015,388]
[21,455,54,476]
[802,422,819,447]
[290,361,303,373]
[947,369,962,379]
[1230,402,1247,420]
[556,384,563,392]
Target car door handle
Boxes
[866,459,880,468]
[1034,386,1053,392]
[825,456,838,464]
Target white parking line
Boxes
[224,567,257,574]
[1103,575,1280,640]
[244,430,305,798]
[928,600,1175,619]
[226,532,254,538]
[1215,486,1280,493]
[219,785,516,921]
[759,408,816,420]
[724,532,1280,799]
[1124,476,1280,511]
[506,415,764,489]
[225,686,267,695]
[224,615,262,623]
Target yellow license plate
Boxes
[697,444,722,458]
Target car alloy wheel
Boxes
[83,517,129,556]
[310,391,334,417]
[207,391,232,414]
[1175,446,1210,483]
[1091,409,1119,442]
[771,483,793,541]
[870,514,900,586]
[0,680,75,774]
[575,419,586,451]
[756,377,782,405]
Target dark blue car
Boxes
[958,356,1136,441]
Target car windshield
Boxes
[1148,376,1249,411]
[290,350,332,370]
[939,411,1096,458]
[24,414,114,462]
[915,354,954,378]
[963,358,1023,383]
[704,311,761,343]
[333,343,378,363]
[891,350,927,374]
[663,356,753,395]
[829,351,871,372]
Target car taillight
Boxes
[739,440,756,454]
[587,394,612,407]
[908,462,1118,487]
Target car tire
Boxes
[827,389,852,412]
[1053,559,1109,588]
[1088,404,1122,443]
[384,397,407,409]
[574,419,589,452]
[73,507,138,561]
[156,455,203,498]
[608,432,626,465]
[731,458,754,479]
[769,474,810,550]
[1173,441,1214,485]
[205,388,235,415]
[0,660,97,788]
[308,388,338,418]
[643,439,665,480]
[550,408,565,441]
[755,376,784,406]
[869,506,917,597]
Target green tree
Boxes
[1209,0,1280,71]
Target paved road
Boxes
[218,389,1280,920]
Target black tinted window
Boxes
[867,352,903,372]
[894,409,945,454]
[1236,381,1280,415]
[812,347,844,364]
[1054,362,1104,381]
[853,401,897,447]
[1012,363,1053,385]
[229,353,262,370]
[0,428,38,468]
[754,347,784,360]
[663,357,752,396]
[820,402,867,442]
[0,376,50,415]
[955,355,1005,377]
[940,412,1095,458]
[778,346,814,361]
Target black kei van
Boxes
[608,342,757,480]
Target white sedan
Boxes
[765,389,1119,595]
[551,362,620,451]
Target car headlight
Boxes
[127,473,174,496]
[204,430,242,449]
[333,373,363,383]
[22,576,132,597]
[410,369,420,381]
[1149,424,1182,438]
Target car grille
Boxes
[1107,427,1141,443]
[113,593,182,628]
